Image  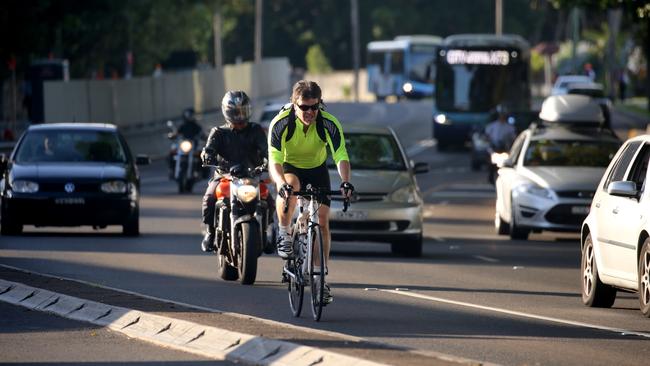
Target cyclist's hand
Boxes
[278,183,293,199]
[340,181,354,198]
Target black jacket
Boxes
[177,120,203,140]
[203,122,267,171]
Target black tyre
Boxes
[391,234,423,257]
[237,222,259,285]
[509,201,529,240]
[122,207,140,236]
[581,233,616,308]
[310,227,325,321]
[495,212,509,235]
[184,179,194,193]
[177,176,186,193]
[263,221,277,255]
[1,206,22,235]
[638,238,650,317]
[217,253,238,281]
[288,257,304,317]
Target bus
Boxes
[432,34,532,150]
[367,35,442,100]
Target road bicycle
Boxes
[282,185,349,321]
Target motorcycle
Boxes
[167,121,204,193]
[205,162,275,285]
[471,131,510,184]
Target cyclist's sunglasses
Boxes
[296,103,320,111]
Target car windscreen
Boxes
[523,139,619,167]
[15,130,128,163]
[327,133,406,170]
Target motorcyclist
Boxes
[484,104,516,183]
[200,90,268,252]
[168,108,205,178]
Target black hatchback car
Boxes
[0,123,149,236]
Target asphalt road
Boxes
[2,101,650,365]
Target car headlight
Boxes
[235,184,258,203]
[390,185,418,203]
[514,183,555,200]
[101,180,127,193]
[403,82,413,93]
[12,180,39,193]
[179,140,193,153]
[434,114,449,124]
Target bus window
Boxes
[368,51,386,73]
[390,51,404,74]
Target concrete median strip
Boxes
[0,279,389,366]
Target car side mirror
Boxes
[135,154,151,165]
[607,180,637,197]
[413,162,429,174]
[501,158,514,168]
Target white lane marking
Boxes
[432,236,446,242]
[379,289,650,339]
[431,191,494,199]
[406,139,435,157]
[473,255,499,263]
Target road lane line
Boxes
[379,289,650,339]
[473,255,499,263]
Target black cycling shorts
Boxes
[283,162,331,206]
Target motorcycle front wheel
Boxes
[236,221,260,285]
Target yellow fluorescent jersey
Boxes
[268,106,349,169]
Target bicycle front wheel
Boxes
[287,257,304,317]
[310,226,325,321]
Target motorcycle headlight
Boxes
[402,82,413,93]
[434,114,448,124]
[514,183,555,200]
[235,184,258,203]
[179,140,193,153]
[12,180,39,193]
[390,185,418,203]
[101,180,127,193]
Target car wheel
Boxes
[391,234,423,257]
[0,207,22,235]
[581,233,616,308]
[495,212,509,235]
[122,208,140,236]
[638,238,650,317]
[509,201,529,240]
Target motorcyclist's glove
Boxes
[279,183,293,199]
[201,148,216,165]
[340,181,355,197]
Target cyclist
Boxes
[200,90,268,252]
[268,80,354,305]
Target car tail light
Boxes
[215,179,230,200]
[260,181,268,200]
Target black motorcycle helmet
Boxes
[221,90,252,125]
[182,107,196,122]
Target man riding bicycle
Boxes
[268,80,354,305]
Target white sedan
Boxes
[581,135,650,316]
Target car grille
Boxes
[544,204,588,225]
[330,220,410,231]
[38,182,101,193]
[556,190,595,199]
[331,193,387,202]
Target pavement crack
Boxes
[121,316,140,329]
[262,346,282,360]
[0,285,14,295]
[94,309,112,321]
[42,297,60,309]
[19,291,36,302]
[186,330,205,344]
[156,322,172,334]
[308,356,324,366]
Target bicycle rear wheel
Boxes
[310,226,325,321]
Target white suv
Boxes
[581,135,650,316]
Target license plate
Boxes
[335,210,367,220]
[571,205,589,215]
[55,197,85,205]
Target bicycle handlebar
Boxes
[281,189,351,213]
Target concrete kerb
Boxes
[0,279,390,366]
